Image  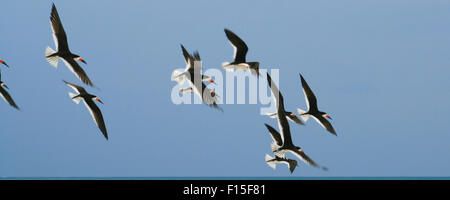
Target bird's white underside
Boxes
[50,21,59,50]
[302,88,310,110]
[222,63,250,71]
[0,92,7,104]
[288,150,310,166]
[311,115,327,130]
[83,100,100,128]
[61,58,82,81]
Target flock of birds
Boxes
[1,4,108,139]
[171,24,337,173]
[0,3,337,174]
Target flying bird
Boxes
[297,73,336,136]
[172,45,216,85]
[265,73,327,170]
[45,3,94,87]
[64,80,108,140]
[264,123,324,170]
[0,71,19,109]
[172,44,221,110]
[222,29,259,76]
[0,59,9,68]
[265,154,298,174]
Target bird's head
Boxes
[210,90,216,97]
[208,78,216,85]
[295,146,303,153]
[1,82,8,89]
[0,59,8,67]
[74,56,87,64]
[93,96,103,104]
[323,113,332,120]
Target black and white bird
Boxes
[45,3,94,87]
[265,154,298,174]
[172,44,221,110]
[0,71,19,109]
[172,44,216,85]
[0,59,9,68]
[266,73,327,170]
[64,80,108,140]
[222,29,259,76]
[297,73,336,136]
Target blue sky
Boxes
[1,0,450,177]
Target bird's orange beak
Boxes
[0,60,8,67]
[95,97,103,104]
[78,58,87,64]
[290,113,295,117]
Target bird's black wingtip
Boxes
[224,28,235,38]
[85,80,95,88]
[94,85,102,91]
[266,72,273,85]
[211,104,223,112]
[103,132,109,140]
[62,79,72,86]
[193,51,201,60]
[180,44,190,58]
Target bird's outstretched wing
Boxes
[50,3,69,51]
[224,29,248,63]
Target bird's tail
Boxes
[45,46,59,68]
[171,70,186,84]
[68,92,81,104]
[297,108,310,122]
[221,62,235,72]
[265,154,276,170]
[179,87,193,94]
[270,143,277,152]
[264,112,278,118]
